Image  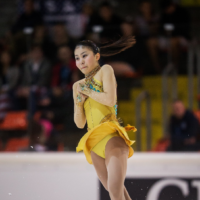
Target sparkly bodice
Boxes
[84,77,118,130]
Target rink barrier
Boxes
[162,63,178,136]
[188,42,200,110]
[135,91,152,151]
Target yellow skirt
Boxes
[76,121,137,164]
[91,132,120,158]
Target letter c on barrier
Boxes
[146,178,189,200]
[192,181,200,200]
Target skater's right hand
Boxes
[76,82,88,105]
[76,91,88,105]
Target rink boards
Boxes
[0,152,200,200]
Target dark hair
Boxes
[99,1,112,9]
[122,17,135,26]
[23,0,33,3]
[139,0,151,5]
[58,44,71,51]
[138,0,155,16]
[160,0,173,10]
[31,43,43,51]
[75,36,136,57]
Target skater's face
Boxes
[74,46,100,75]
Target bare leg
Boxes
[105,137,131,200]
[91,149,132,200]
[124,186,132,200]
[91,151,108,191]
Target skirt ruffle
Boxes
[76,121,137,164]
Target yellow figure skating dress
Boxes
[76,77,137,164]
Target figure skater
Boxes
[73,36,137,200]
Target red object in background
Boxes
[51,59,77,90]
[0,111,41,130]
[0,111,65,152]
[197,94,200,101]
[151,138,171,152]
[0,111,27,130]
[2,137,64,152]
[193,110,200,124]
[151,110,200,152]
[3,137,29,152]
[123,68,143,78]
[57,143,64,151]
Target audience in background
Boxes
[51,45,79,90]
[106,19,143,77]
[0,52,12,120]
[0,0,198,152]
[79,3,95,40]
[51,23,75,56]
[10,0,44,66]
[147,0,191,73]
[0,51,21,112]
[65,2,94,40]
[38,45,78,128]
[11,0,43,35]
[32,25,55,61]
[86,2,122,43]
[19,44,51,88]
[25,119,59,152]
[16,44,51,115]
[135,0,159,40]
[0,51,19,91]
[167,100,200,151]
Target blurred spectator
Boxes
[51,23,75,57]
[167,100,200,151]
[19,44,51,88]
[25,119,59,152]
[38,88,73,126]
[32,25,55,61]
[75,3,94,40]
[0,51,19,92]
[0,51,20,120]
[0,34,15,56]
[105,19,143,77]
[51,45,79,90]
[0,52,11,121]
[147,0,191,73]
[135,0,159,40]
[0,37,6,54]
[160,0,190,40]
[16,44,51,114]
[86,1,122,43]
[64,2,94,39]
[10,0,44,64]
[11,0,43,35]
[38,45,78,127]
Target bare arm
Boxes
[78,65,116,107]
[73,82,87,128]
